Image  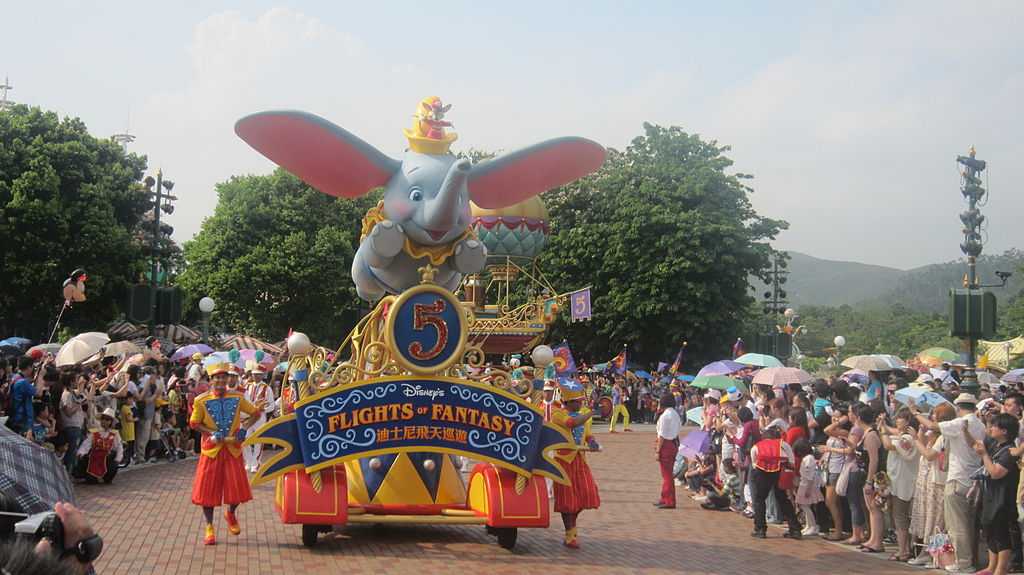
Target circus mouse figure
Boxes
[235,97,605,301]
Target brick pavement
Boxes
[78,425,920,575]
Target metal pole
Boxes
[149,169,162,335]
[201,312,210,344]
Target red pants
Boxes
[191,450,252,508]
[658,439,678,507]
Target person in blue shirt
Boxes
[864,371,884,403]
[812,380,832,419]
[10,356,40,436]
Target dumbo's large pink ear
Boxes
[235,111,399,198]
[468,137,605,209]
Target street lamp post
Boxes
[199,297,215,344]
[144,170,175,335]
[828,335,846,369]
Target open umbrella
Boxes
[103,340,141,358]
[696,360,746,377]
[0,345,22,358]
[692,375,748,393]
[1002,369,1024,384]
[676,374,695,382]
[678,430,711,460]
[752,367,812,387]
[633,370,653,381]
[55,332,110,367]
[894,387,950,411]
[238,349,277,366]
[0,337,32,349]
[917,347,960,368]
[0,426,75,513]
[842,355,894,372]
[840,369,869,383]
[685,406,704,426]
[735,353,783,368]
[26,343,62,357]
[170,343,214,362]
[873,354,906,369]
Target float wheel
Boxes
[485,525,498,536]
[496,527,518,550]
[302,524,319,548]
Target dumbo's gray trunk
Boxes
[423,159,470,230]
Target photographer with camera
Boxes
[59,374,92,474]
[8,356,50,438]
[5,501,103,575]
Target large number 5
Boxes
[409,299,448,360]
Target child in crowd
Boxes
[31,402,58,449]
[119,399,136,467]
[701,458,743,511]
[685,454,717,503]
[793,438,823,536]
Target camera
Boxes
[10,511,64,550]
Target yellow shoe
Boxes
[203,524,216,546]
[225,510,241,536]
[563,527,579,549]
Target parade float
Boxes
[235,97,604,549]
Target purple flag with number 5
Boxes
[570,288,591,322]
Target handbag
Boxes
[836,459,855,496]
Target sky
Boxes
[3,1,1022,270]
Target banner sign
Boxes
[248,376,575,485]
[570,288,591,322]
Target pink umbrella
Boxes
[751,367,812,387]
[238,349,277,366]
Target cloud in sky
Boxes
[6,3,1022,269]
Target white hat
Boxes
[99,407,117,420]
[706,389,722,400]
[848,381,863,389]
[245,360,266,375]
[953,392,978,406]
[543,380,556,391]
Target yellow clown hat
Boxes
[203,352,232,376]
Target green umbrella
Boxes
[735,353,783,368]
[917,347,959,367]
[691,375,747,393]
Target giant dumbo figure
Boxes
[235,97,605,301]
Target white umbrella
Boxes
[55,332,110,367]
[103,340,140,358]
[752,367,813,387]
[841,355,894,372]
[872,354,906,369]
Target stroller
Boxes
[146,419,186,462]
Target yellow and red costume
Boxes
[550,380,600,548]
[189,389,260,508]
[550,407,601,514]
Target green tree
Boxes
[178,170,379,346]
[539,124,787,366]
[0,105,150,338]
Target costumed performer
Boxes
[75,408,123,484]
[190,355,267,545]
[550,379,601,549]
[242,359,272,472]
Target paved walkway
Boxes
[78,424,919,574]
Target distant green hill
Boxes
[752,249,1024,311]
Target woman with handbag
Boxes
[819,410,854,541]
[857,403,887,554]
[879,408,919,562]
[908,402,955,567]
[972,413,1020,575]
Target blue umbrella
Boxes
[676,375,695,382]
[894,387,950,410]
[685,406,704,426]
[697,360,745,377]
[633,370,653,380]
[0,337,32,349]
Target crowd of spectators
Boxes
[669,368,1022,575]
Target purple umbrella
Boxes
[170,343,214,361]
[696,360,745,378]
[678,430,711,460]
[1003,369,1024,384]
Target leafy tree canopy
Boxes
[0,105,149,338]
[178,170,379,346]
[539,123,787,366]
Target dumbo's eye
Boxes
[409,187,424,202]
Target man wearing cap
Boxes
[912,392,985,573]
[550,379,601,549]
[76,408,123,484]
[190,356,267,546]
[242,361,272,473]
